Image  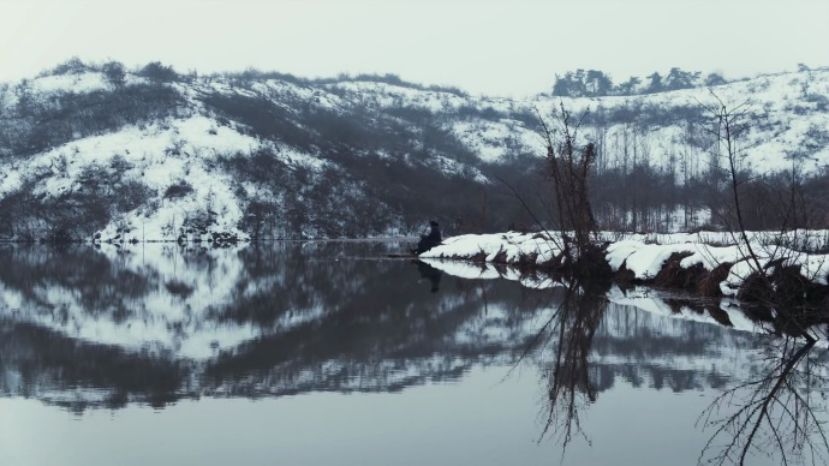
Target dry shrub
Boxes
[614,260,636,284]
[738,269,776,305]
[491,248,508,264]
[469,250,487,262]
[571,244,612,280]
[537,251,565,270]
[653,252,698,290]
[697,262,733,297]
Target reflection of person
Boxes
[416,261,442,293]
[413,221,442,255]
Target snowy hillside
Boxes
[323,69,829,173]
[1,62,828,241]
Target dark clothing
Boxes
[415,224,442,255]
[416,261,443,293]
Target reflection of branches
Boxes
[698,337,829,466]
[533,280,608,453]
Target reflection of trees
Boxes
[530,282,829,466]
[4,239,825,451]
[0,321,188,413]
[201,268,548,395]
[698,337,829,466]
[523,281,608,450]
[0,243,557,410]
[543,284,606,447]
[0,244,154,318]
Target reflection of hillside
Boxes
[590,301,761,392]
[0,243,792,411]
[0,321,190,413]
[202,279,553,396]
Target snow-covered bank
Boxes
[420,231,829,297]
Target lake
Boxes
[0,241,826,466]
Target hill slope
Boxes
[1,63,828,241]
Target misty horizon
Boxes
[3,0,829,95]
[5,56,826,98]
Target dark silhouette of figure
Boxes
[413,221,442,255]
[416,261,442,293]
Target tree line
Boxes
[551,68,728,97]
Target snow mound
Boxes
[422,231,829,292]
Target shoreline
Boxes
[419,231,829,312]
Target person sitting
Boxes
[414,221,442,255]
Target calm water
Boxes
[0,241,826,466]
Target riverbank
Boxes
[419,231,829,308]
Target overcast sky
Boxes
[1,0,827,95]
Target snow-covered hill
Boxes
[1,63,827,240]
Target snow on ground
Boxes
[2,67,829,243]
[35,115,259,240]
[29,71,112,94]
[429,154,491,183]
[423,231,829,292]
[4,67,829,173]
[450,119,545,162]
[523,70,829,173]
[257,79,344,110]
[0,114,325,241]
[612,231,829,293]
[798,253,829,285]
[326,81,469,113]
[605,240,699,279]
[421,232,562,264]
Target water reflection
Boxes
[0,242,557,410]
[0,242,827,465]
[698,337,829,466]
[533,281,608,450]
[506,271,829,465]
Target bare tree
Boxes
[536,103,607,278]
[706,94,766,274]
[698,337,829,466]
[701,92,827,325]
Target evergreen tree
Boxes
[645,72,664,93]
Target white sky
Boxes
[1,0,828,96]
